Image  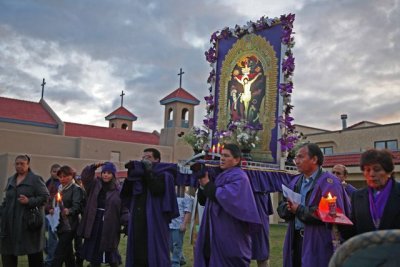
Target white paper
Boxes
[282,184,302,204]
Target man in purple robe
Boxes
[277,143,350,267]
[194,143,262,267]
[120,148,179,267]
[332,164,357,196]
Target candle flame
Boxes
[56,192,62,202]
[327,192,333,199]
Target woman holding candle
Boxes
[78,162,129,267]
[0,155,49,267]
[52,165,84,267]
[342,149,400,239]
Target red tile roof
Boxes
[105,106,137,121]
[0,96,57,126]
[160,88,200,105]
[323,151,400,168]
[64,122,159,145]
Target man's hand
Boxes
[199,172,210,187]
[287,199,299,214]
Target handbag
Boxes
[24,207,44,230]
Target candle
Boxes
[217,143,220,154]
[326,192,337,217]
[211,145,215,159]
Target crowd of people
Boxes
[0,143,399,267]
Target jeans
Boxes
[169,229,185,267]
[45,217,59,267]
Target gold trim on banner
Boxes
[218,34,278,157]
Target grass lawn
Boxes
[17,224,287,266]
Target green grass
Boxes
[17,224,287,266]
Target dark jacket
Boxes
[346,179,400,238]
[77,164,129,252]
[0,171,49,255]
[58,182,84,232]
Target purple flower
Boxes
[203,118,215,129]
[204,94,213,103]
[205,47,217,63]
[282,54,295,74]
[279,82,293,94]
[207,69,216,83]
[210,31,220,43]
[280,13,295,28]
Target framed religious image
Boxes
[211,24,285,163]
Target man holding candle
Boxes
[277,143,350,267]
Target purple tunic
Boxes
[282,171,350,267]
[124,162,179,267]
[194,167,262,267]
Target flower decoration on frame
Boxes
[215,120,263,151]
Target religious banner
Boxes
[204,14,296,164]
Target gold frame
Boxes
[217,33,278,153]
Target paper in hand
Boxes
[282,184,302,204]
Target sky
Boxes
[0,0,399,133]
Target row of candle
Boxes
[209,143,224,154]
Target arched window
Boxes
[181,108,189,128]
[111,123,115,128]
[122,123,128,130]
[167,108,174,127]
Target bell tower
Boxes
[159,87,199,161]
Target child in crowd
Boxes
[78,162,129,267]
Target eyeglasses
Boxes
[332,171,343,175]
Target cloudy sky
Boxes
[0,0,399,133]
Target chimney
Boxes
[341,114,348,130]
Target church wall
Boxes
[0,121,59,135]
[0,128,78,158]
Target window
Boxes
[167,108,174,128]
[181,108,189,128]
[122,123,128,130]
[320,147,333,155]
[374,140,398,150]
[110,151,120,162]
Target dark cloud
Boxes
[0,0,399,133]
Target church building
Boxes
[0,86,199,200]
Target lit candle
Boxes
[326,192,337,217]
[217,143,220,154]
[211,145,215,159]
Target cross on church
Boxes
[177,68,185,88]
[41,78,46,99]
[120,90,125,107]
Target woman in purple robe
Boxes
[194,143,261,267]
[341,149,400,239]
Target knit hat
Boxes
[101,162,117,176]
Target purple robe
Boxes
[282,171,350,267]
[124,162,179,267]
[343,183,357,196]
[194,167,262,267]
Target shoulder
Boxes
[319,171,341,186]
[27,172,46,185]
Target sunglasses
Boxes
[332,171,343,175]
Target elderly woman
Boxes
[194,143,261,267]
[343,149,400,239]
[0,155,49,267]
